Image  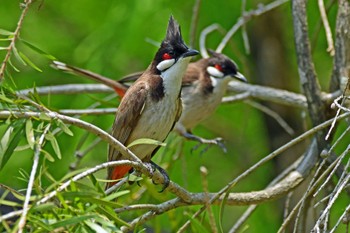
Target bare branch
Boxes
[216,0,289,53]
[292,0,326,129]
[318,0,335,56]
[189,0,201,48]
[329,0,350,92]
[18,123,51,233]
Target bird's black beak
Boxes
[182,49,199,58]
[231,71,247,82]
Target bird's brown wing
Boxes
[107,81,148,184]
[118,71,144,86]
[181,63,200,87]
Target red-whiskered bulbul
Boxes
[53,51,246,152]
[174,50,246,150]
[105,16,197,190]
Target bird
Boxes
[173,50,246,151]
[103,16,197,190]
[53,50,246,152]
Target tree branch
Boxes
[0,0,33,81]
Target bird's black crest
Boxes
[165,16,184,46]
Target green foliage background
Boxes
[0,0,342,232]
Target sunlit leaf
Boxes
[41,149,55,162]
[39,112,51,121]
[12,46,26,66]
[56,119,73,136]
[0,28,14,36]
[8,57,20,72]
[0,46,8,50]
[127,138,166,149]
[21,39,56,60]
[25,119,35,149]
[50,215,97,229]
[84,220,109,233]
[19,51,43,72]
[45,132,61,159]
[0,123,24,170]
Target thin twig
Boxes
[199,24,220,58]
[18,123,51,233]
[200,166,217,233]
[245,100,295,135]
[318,0,335,56]
[216,0,289,53]
[0,0,33,81]
[189,0,201,48]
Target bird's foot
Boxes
[183,132,227,153]
[148,161,170,192]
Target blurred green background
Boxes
[0,0,341,232]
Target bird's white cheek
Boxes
[157,59,175,71]
[207,66,224,78]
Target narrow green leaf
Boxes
[0,28,14,36]
[0,199,22,207]
[25,119,35,149]
[19,52,42,72]
[190,216,211,233]
[39,112,51,121]
[40,149,55,162]
[127,138,166,149]
[21,39,56,60]
[0,46,8,50]
[84,220,109,233]
[57,119,73,136]
[50,215,96,229]
[0,124,24,170]
[0,93,14,104]
[8,57,20,72]
[12,46,26,66]
[219,191,230,233]
[45,132,61,159]
[0,126,13,153]
[95,206,130,227]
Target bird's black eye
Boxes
[214,64,223,72]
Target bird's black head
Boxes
[206,49,247,82]
[152,16,198,74]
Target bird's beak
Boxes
[182,49,199,58]
[231,71,247,82]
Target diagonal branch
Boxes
[0,0,33,81]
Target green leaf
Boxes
[57,119,73,136]
[95,206,130,227]
[0,28,14,36]
[12,46,26,66]
[8,57,20,72]
[0,92,14,104]
[84,220,109,233]
[50,215,96,229]
[21,39,56,60]
[45,132,61,159]
[19,51,43,72]
[219,191,230,233]
[189,215,211,233]
[41,149,55,162]
[39,112,51,121]
[0,126,13,153]
[127,138,166,149]
[25,119,35,149]
[0,123,24,170]
[0,46,8,50]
